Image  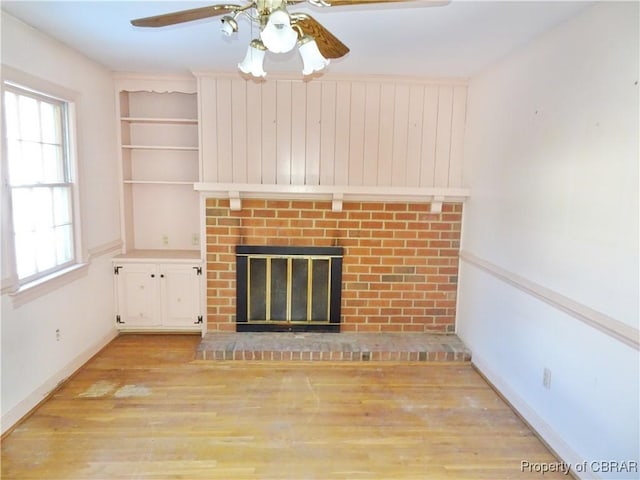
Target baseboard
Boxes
[472,353,597,480]
[1,329,118,436]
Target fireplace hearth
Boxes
[236,246,343,332]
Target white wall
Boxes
[1,12,120,433]
[458,2,639,479]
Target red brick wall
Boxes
[205,199,462,333]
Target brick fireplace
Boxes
[205,199,462,333]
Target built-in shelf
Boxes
[121,117,198,125]
[114,79,203,334]
[117,83,200,254]
[122,145,199,151]
[115,249,201,261]
[124,180,197,186]
[194,182,471,213]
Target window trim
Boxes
[1,66,87,304]
[9,263,90,308]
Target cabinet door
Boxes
[116,264,160,326]
[161,264,201,327]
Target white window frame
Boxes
[1,69,87,305]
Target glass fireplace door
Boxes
[236,246,342,332]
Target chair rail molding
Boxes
[459,250,639,350]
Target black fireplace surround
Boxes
[236,245,343,332]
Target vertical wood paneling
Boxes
[198,77,218,182]
[434,85,453,187]
[377,84,395,186]
[334,82,351,185]
[363,83,380,186]
[216,78,233,183]
[449,85,467,188]
[197,75,467,190]
[420,85,439,187]
[305,82,322,185]
[276,80,292,184]
[290,82,307,185]
[391,84,410,187]
[261,81,277,184]
[246,81,262,183]
[348,83,366,186]
[406,85,425,187]
[319,82,336,185]
[231,79,247,182]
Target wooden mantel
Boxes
[194,182,470,213]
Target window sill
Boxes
[9,263,90,308]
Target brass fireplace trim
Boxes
[236,245,343,332]
[245,254,333,324]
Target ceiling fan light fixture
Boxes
[238,39,267,78]
[260,9,298,53]
[220,15,238,36]
[132,0,451,78]
[298,36,330,75]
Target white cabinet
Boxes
[114,255,203,331]
[115,263,157,327]
[161,264,202,327]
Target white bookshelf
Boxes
[116,82,201,255]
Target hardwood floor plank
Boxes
[2,334,567,479]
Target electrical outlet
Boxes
[162,234,169,247]
[191,233,199,246]
[543,367,552,389]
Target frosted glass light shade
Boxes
[220,16,238,36]
[299,37,329,75]
[238,40,267,78]
[260,10,298,53]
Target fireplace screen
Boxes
[236,246,343,332]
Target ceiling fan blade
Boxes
[308,0,449,7]
[294,15,350,59]
[131,4,243,28]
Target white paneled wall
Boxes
[197,74,467,188]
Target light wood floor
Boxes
[2,334,567,479]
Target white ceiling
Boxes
[1,0,594,78]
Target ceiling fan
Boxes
[131,0,449,78]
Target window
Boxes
[3,83,79,286]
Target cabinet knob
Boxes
[151,274,155,278]
[160,274,165,278]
